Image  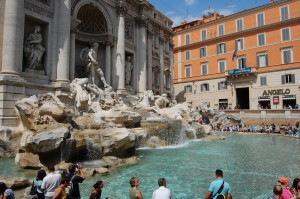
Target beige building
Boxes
[172,0,300,110]
[0,0,174,126]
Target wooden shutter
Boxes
[224,43,226,53]
[256,55,259,67]
[281,75,285,84]
[291,74,295,83]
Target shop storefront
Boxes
[258,96,270,109]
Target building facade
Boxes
[0,0,174,126]
[173,0,300,110]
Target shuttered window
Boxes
[260,77,267,86]
[282,49,292,64]
[281,6,289,21]
[256,53,268,67]
[185,50,191,60]
[184,85,192,93]
[201,83,209,91]
[219,61,226,72]
[185,66,191,77]
[257,34,266,46]
[238,57,246,69]
[282,28,290,41]
[201,29,207,41]
[201,64,208,75]
[218,24,224,36]
[236,19,243,32]
[235,38,244,50]
[281,74,295,84]
[257,13,264,26]
[185,34,190,45]
[217,43,226,54]
[200,47,207,58]
[218,81,227,90]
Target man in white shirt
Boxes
[41,166,61,199]
[152,178,172,199]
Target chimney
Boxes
[270,0,274,3]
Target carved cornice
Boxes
[116,0,128,15]
[136,15,148,28]
[25,1,54,18]
[70,17,81,34]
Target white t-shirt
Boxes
[152,186,172,199]
[41,172,61,197]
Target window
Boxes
[218,24,224,36]
[282,48,293,64]
[185,50,191,60]
[217,43,226,54]
[257,13,265,26]
[236,19,243,32]
[257,33,266,46]
[281,28,290,41]
[218,81,227,90]
[257,53,268,67]
[184,85,192,93]
[185,66,191,77]
[201,63,208,75]
[281,74,295,84]
[200,47,207,58]
[280,6,289,21]
[260,77,267,86]
[218,60,226,73]
[185,34,190,45]
[201,29,207,41]
[237,57,246,69]
[201,83,209,91]
[235,38,244,50]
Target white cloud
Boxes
[184,0,197,6]
[165,11,175,16]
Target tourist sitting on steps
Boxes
[33,169,47,199]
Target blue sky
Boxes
[148,0,272,26]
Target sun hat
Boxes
[278,177,289,184]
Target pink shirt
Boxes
[279,187,293,199]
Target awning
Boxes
[258,96,270,101]
[282,95,296,100]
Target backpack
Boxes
[66,175,76,198]
[29,179,38,195]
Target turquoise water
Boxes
[1,134,300,199]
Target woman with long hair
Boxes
[52,176,69,199]
[89,181,104,199]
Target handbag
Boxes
[29,179,38,195]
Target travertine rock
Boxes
[15,153,43,169]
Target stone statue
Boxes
[154,94,170,109]
[80,43,109,88]
[125,55,133,85]
[23,25,45,72]
[135,90,155,109]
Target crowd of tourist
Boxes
[0,167,299,199]
[212,122,300,138]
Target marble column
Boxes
[147,29,153,90]
[104,41,112,85]
[69,18,81,81]
[115,1,127,93]
[56,0,71,82]
[0,0,24,75]
[159,32,165,94]
[136,15,148,94]
[169,39,175,97]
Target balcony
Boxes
[225,67,257,77]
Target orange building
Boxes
[172,0,300,110]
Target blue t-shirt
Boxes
[208,178,231,199]
[34,178,43,193]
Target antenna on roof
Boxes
[187,8,189,19]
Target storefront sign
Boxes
[228,67,251,75]
[273,96,279,104]
[262,89,290,96]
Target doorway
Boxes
[236,87,249,109]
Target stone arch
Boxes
[71,0,113,33]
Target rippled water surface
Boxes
[1,134,300,199]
